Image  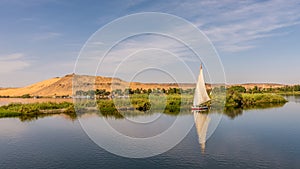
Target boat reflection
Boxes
[193,110,210,153]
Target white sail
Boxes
[193,112,210,153]
[193,65,210,106]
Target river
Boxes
[0,96,299,168]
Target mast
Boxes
[193,64,210,107]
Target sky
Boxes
[0,0,300,87]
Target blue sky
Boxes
[0,0,300,87]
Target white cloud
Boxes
[0,53,24,60]
[33,32,62,41]
[194,0,300,52]
[84,34,197,66]
[19,17,35,22]
[127,0,300,52]
[74,33,203,83]
[201,1,300,52]
[0,53,31,73]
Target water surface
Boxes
[0,96,299,168]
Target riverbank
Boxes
[0,102,75,118]
[224,86,288,108]
[0,92,288,119]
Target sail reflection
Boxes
[193,111,210,153]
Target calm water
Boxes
[0,96,300,169]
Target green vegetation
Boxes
[225,86,287,108]
[75,87,194,99]
[94,94,192,117]
[240,84,300,95]
[0,85,290,120]
[242,93,287,107]
[21,94,31,98]
[0,102,75,119]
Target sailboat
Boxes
[192,64,210,111]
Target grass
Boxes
[0,92,288,119]
[95,94,192,117]
[0,110,21,118]
[242,93,287,107]
[0,102,75,118]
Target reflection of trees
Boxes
[224,107,243,119]
[17,112,77,122]
[243,102,286,110]
[19,114,40,122]
[11,101,287,121]
[74,101,287,120]
[221,102,286,119]
[8,97,287,121]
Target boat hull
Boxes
[191,106,209,111]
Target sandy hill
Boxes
[0,77,62,97]
[0,74,288,97]
[0,74,196,97]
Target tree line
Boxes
[75,88,196,98]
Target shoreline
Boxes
[0,93,289,119]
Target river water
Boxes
[0,96,299,168]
